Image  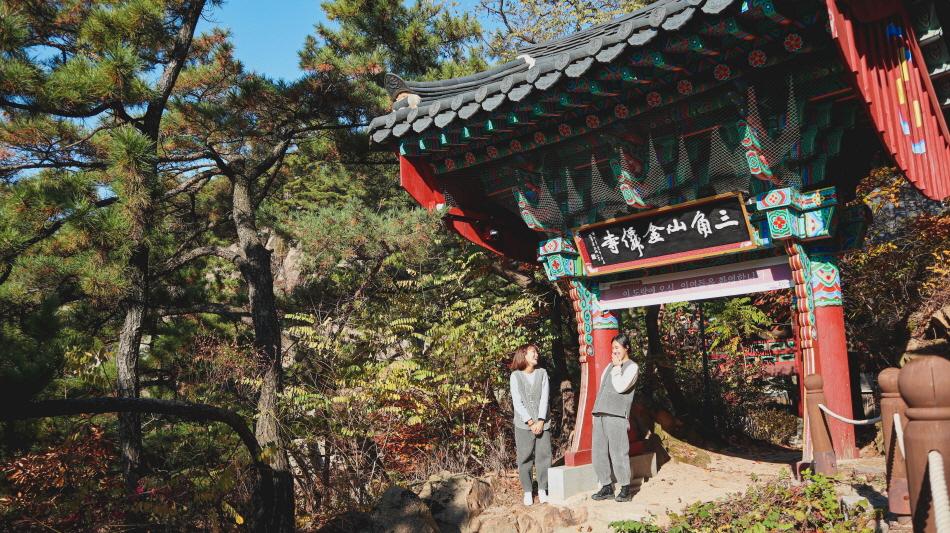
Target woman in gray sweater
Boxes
[509,344,551,506]
[590,334,640,502]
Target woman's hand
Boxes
[531,420,544,435]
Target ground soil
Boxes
[483,445,906,533]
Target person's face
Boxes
[611,341,628,362]
[526,347,539,367]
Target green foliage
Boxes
[842,168,950,366]
[705,297,770,354]
[610,470,878,533]
[303,0,485,113]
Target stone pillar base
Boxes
[547,452,658,504]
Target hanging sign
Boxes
[598,256,792,309]
[574,192,755,275]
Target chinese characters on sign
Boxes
[575,194,753,275]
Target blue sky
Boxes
[200,0,488,81]
[198,0,324,80]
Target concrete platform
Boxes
[547,452,658,504]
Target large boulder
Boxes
[417,471,494,532]
[371,485,440,533]
[469,504,588,533]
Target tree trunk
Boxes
[116,235,148,494]
[645,305,689,415]
[231,175,294,532]
[548,291,575,435]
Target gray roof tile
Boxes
[369,0,738,144]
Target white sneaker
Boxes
[538,489,549,503]
[523,492,533,506]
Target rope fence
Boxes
[929,450,950,533]
[893,412,906,459]
[817,403,881,425]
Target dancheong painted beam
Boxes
[372,0,948,468]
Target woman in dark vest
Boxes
[509,344,552,506]
[590,334,640,502]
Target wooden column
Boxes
[879,367,911,516]
[899,355,950,533]
[810,256,857,459]
[564,279,621,466]
[804,374,837,475]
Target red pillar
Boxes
[813,305,858,459]
[566,326,618,466]
[810,254,858,459]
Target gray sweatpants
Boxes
[592,414,630,486]
[514,427,551,492]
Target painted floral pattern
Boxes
[748,49,767,67]
[784,33,803,52]
[713,63,731,81]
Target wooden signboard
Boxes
[574,192,756,276]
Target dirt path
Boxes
[476,447,895,533]
[552,448,800,532]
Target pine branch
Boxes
[163,168,220,199]
[143,0,207,136]
[160,244,244,273]
[0,160,107,174]
[249,138,292,181]
[0,97,113,119]
[1,397,261,460]
[158,303,251,319]
[0,196,119,285]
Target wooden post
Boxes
[879,367,911,516]
[899,355,950,533]
[804,374,836,475]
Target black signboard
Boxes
[575,193,754,275]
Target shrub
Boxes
[609,470,879,533]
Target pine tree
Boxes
[0,0,215,494]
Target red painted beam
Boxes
[827,0,950,200]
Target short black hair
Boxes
[612,333,631,352]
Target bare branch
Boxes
[160,244,244,273]
[158,303,251,319]
[163,167,220,199]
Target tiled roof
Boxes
[368,0,736,146]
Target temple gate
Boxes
[368,0,950,497]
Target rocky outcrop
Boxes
[417,471,494,532]
[371,485,440,533]
[468,504,588,533]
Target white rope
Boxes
[893,413,906,459]
[928,450,950,533]
[817,403,882,425]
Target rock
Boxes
[371,485,439,533]
[417,472,494,532]
[316,510,376,533]
[469,504,587,532]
